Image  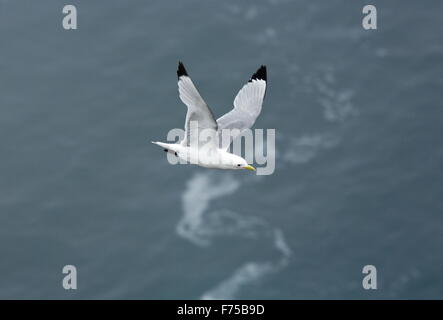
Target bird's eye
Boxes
[237,164,241,167]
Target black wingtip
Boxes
[177,61,188,78]
[250,65,267,82]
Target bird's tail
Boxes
[151,141,178,153]
[152,141,168,148]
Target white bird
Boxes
[152,62,267,172]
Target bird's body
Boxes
[153,141,247,170]
[152,62,267,172]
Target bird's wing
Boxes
[216,65,267,150]
[177,62,218,149]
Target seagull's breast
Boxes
[179,147,233,169]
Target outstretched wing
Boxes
[216,65,267,150]
[177,62,218,149]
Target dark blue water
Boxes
[0,0,442,299]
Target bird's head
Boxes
[230,154,256,171]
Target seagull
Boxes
[152,62,267,172]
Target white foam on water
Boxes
[283,133,340,165]
[299,66,357,123]
[201,228,291,300]
[201,261,274,300]
[315,68,356,122]
[176,171,293,299]
[273,228,292,259]
[176,172,240,246]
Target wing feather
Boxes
[177,62,218,149]
[216,65,267,150]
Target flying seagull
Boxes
[152,62,267,171]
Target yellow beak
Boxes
[243,165,256,171]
